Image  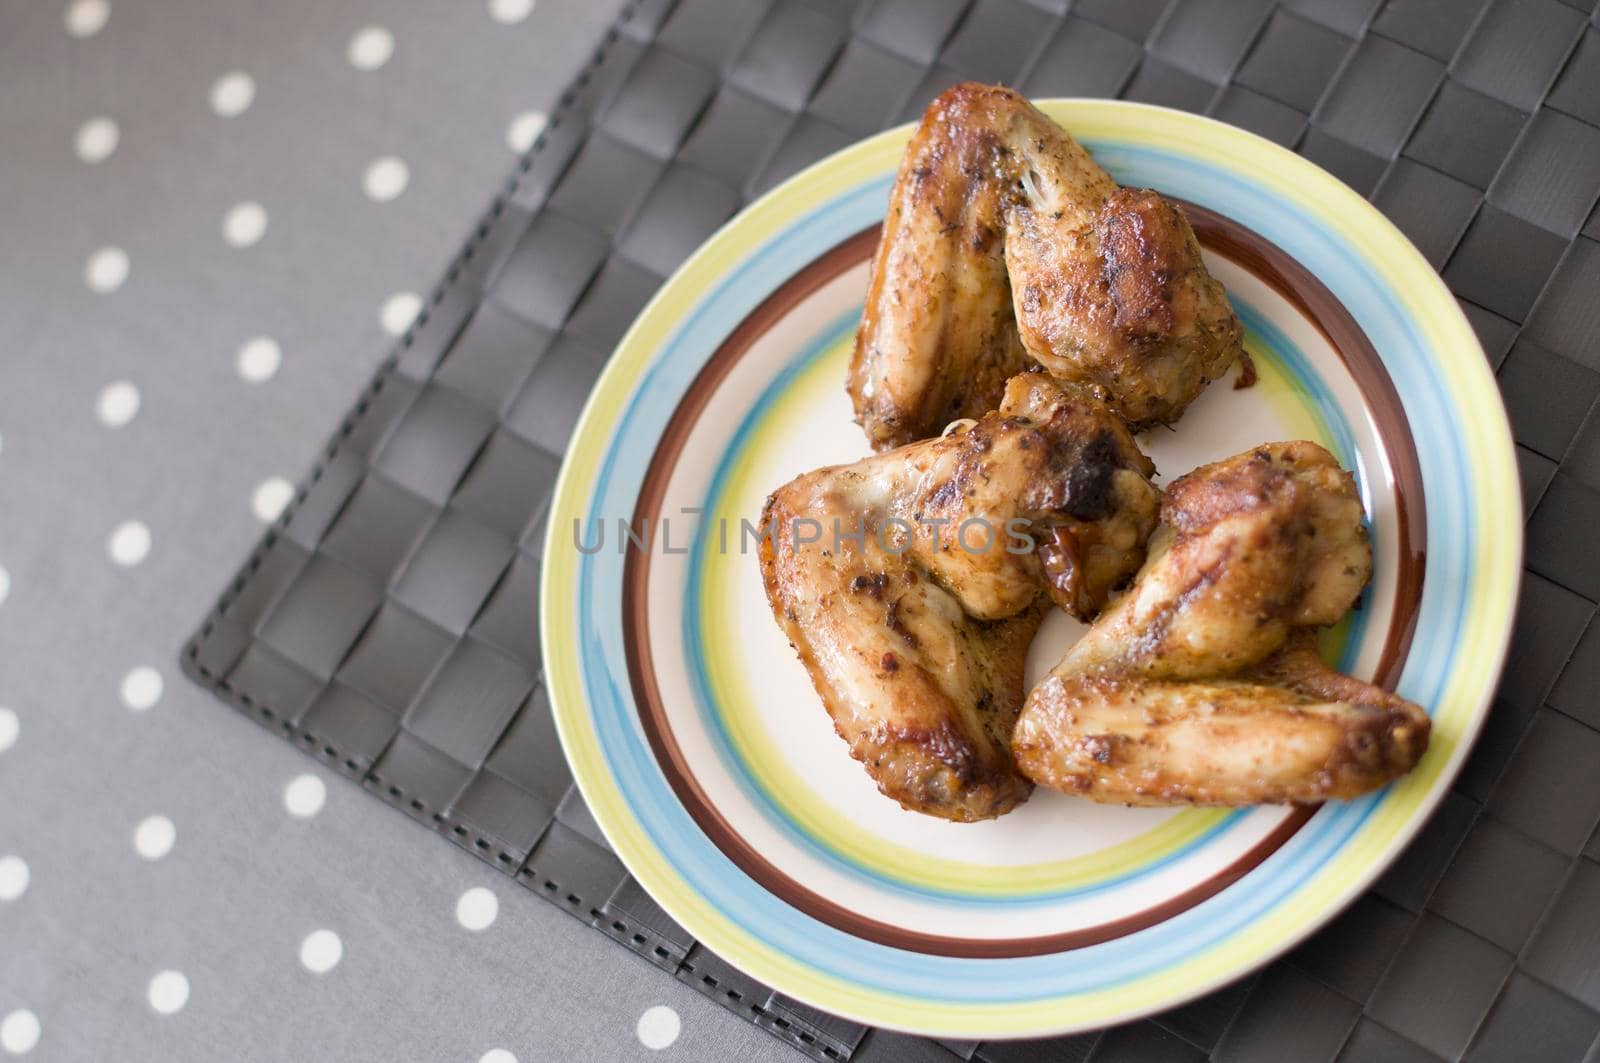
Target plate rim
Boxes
[540,97,1523,1039]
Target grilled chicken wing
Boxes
[1013,442,1430,806]
[849,82,1244,450]
[761,374,1160,821]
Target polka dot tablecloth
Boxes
[0,2,795,1059]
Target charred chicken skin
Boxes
[760,374,1160,821]
[1013,442,1430,806]
[848,82,1244,450]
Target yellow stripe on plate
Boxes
[542,99,1521,1037]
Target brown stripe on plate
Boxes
[622,207,1426,959]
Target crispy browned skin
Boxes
[847,85,1030,451]
[848,82,1244,449]
[761,375,1160,821]
[1013,442,1431,806]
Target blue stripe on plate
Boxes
[572,139,1473,1003]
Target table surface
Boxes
[9,1,1600,1062]
[0,2,795,1059]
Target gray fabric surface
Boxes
[0,2,794,1059]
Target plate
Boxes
[541,100,1520,1038]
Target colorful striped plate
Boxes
[541,100,1520,1038]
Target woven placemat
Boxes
[182,0,1600,1059]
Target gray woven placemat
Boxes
[182,0,1600,1059]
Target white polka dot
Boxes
[84,246,128,293]
[488,0,534,23]
[236,336,281,383]
[299,929,342,973]
[0,566,9,608]
[251,477,294,522]
[146,970,188,1015]
[506,110,547,154]
[283,774,326,818]
[0,1009,39,1055]
[479,1051,517,1063]
[222,201,268,247]
[108,520,151,566]
[95,380,139,427]
[455,887,499,931]
[379,291,422,336]
[120,666,162,711]
[363,156,409,202]
[348,26,394,71]
[0,708,15,752]
[64,0,109,37]
[0,856,28,902]
[133,815,175,861]
[74,117,119,163]
[636,1005,680,1050]
[209,71,255,118]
